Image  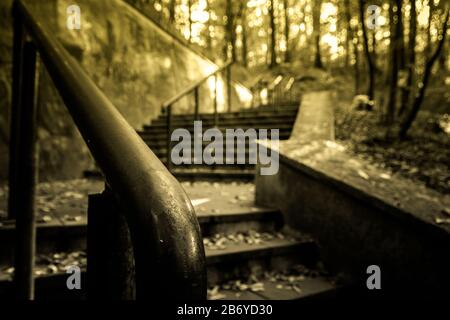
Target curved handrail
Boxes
[162,60,233,108]
[14,0,206,300]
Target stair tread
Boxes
[205,237,311,263]
[212,276,336,300]
[197,207,279,220]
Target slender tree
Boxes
[426,0,435,58]
[398,0,417,116]
[168,0,176,23]
[344,0,352,67]
[188,0,193,42]
[238,1,249,67]
[283,0,291,62]
[359,0,375,100]
[385,0,402,125]
[345,0,359,93]
[268,0,278,68]
[205,0,212,49]
[224,0,237,62]
[312,0,324,68]
[399,9,449,138]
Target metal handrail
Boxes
[162,60,233,109]
[9,0,206,300]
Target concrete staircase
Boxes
[137,104,299,180]
[0,103,345,300]
[0,182,340,300]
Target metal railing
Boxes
[163,61,233,170]
[250,76,302,108]
[8,0,206,300]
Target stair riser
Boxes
[145,124,295,131]
[150,118,297,127]
[141,137,290,148]
[173,171,255,181]
[157,109,299,121]
[0,226,86,266]
[200,218,282,236]
[0,273,87,300]
[139,131,291,144]
[207,243,319,286]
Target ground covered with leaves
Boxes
[335,109,450,194]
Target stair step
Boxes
[145,123,296,130]
[171,168,255,181]
[158,106,299,121]
[210,277,337,301]
[0,206,281,265]
[150,118,297,127]
[205,237,314,265]
[140,138,286,148]
[198,209,282,236]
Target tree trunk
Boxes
[240,1,249,67]
[205,0,212,50]
[354,25,361,94]
[224,0,236,62]
[399,9,449,139]
[345,0,359,93]
[269,0,278,68]
[385,0,402,125]
[188,0,192,42]
[168,0,176,23]
[426,0,435,58]
[312,0,323,68]
[398,0,416,116]
[359,0,375,100]
[344,0,351,67]
[283,0,291,62]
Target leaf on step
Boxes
[357,170,369,180]
[39,215,53,223]
[435,217,450,225]
[379,173,391,180]
[47,264,58,274]
[250,282,265,292]
[292,285,302,293]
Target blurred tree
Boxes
[283,0,291,62]
[237,1,248,66]
[168,0,176,23]
[385,0,402,125]
[359,0,375,100]
[224,0,237,62]
[426,0,436,59]
[188,0,193,41]
[399,0,417,116]
[344,0,360,94]
[268,0,278,68]
[312,0,324,68]
[399,9,449,138]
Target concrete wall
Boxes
[0,0,250,182]
[255,151,450,298]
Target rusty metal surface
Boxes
[14,0,206,300]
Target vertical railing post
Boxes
[8,3,24,220]
[12,40,39,300]
[226,64,231,112]
[194,86,199,120]
[166,104,172,171]
[213,74,218,127]
[87,188,135,299]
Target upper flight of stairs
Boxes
[137,104,299,180]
